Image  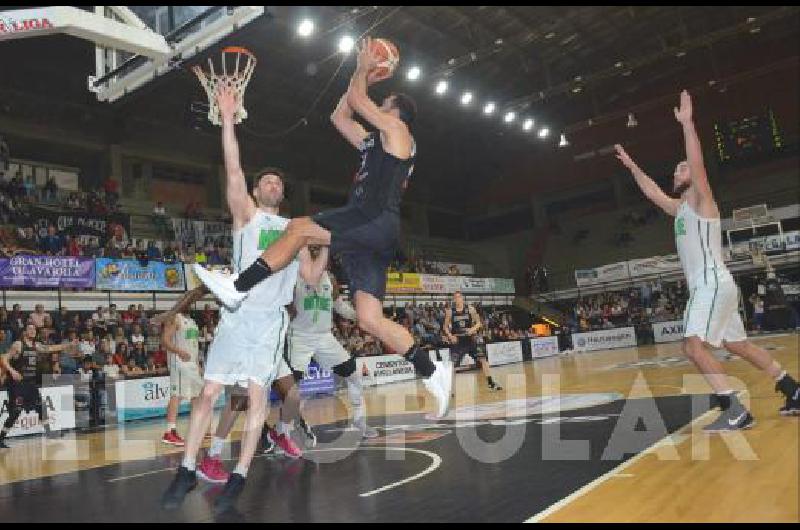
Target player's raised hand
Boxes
[674,89,693,125]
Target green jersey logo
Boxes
[303,294,331,323]
[674,217,686,237]
[185,328,199,340]
[258,229,283,250]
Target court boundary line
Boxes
[304,446,442,497]
[523,405,719,523]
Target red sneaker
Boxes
[196,455,229,484]
[268,428,302,459]
[162,430,185,447]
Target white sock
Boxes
[209,437,225,458]
[717,389,735,396]
[233,464,248,478]
[775,370,788,383]
[278,421,293,436]
[167,423,177,432]
[182,456,196,471]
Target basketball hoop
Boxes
[192,46,257,126]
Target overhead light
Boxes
[574,75,583,82]
[483,102,496,115]
[749,26,761,34]
[495,38,504,45]
[614,61,624,68]
[622,70,633,76]
[537,127,550,139]
[746,17,757,23]
[338,35,355,54]
[503,111,516,123]
[626,112,638,128]
[297,19,315,37]
[675,50,686,58]
[572,86,583,93]
[434,80,448,95]
[559,133,569,147]
[406,66,421,81]
[545,31,556,39]
[460,91,473,105]
[522,118,534,131]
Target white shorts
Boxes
[170,363,204,400]
[205,307,290,388]
[287,329,350,372]
[683,275,747,348]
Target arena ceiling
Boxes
[0,6,798,210]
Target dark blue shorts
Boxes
[312,206,399,300]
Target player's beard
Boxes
[673,181,690,197]
[256,192,283,209]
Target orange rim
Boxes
[222,46,255,56]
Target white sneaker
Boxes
[423,361,453,419]
[192,264,247,310]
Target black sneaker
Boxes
[703,407,756,433]
[0,437,9,449]
[779,387,800,416]
[488,383,503,392]
[260,425,275,454]
[162,466,198,510]
[213,473,246,514]
[297,417,317,449]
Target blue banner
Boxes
[269,362,336,402]
[95,258,186,291]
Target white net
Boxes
[192,46,257,126]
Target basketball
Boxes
[369,38,400,80]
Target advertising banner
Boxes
[486,340,524,366]
[0,386,75,437]
[0,255,94,288]
[571,327,637,352]
[96,258,185,291]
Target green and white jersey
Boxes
[291,271,334,334]
[231,210,298,312]
[171,314,200,367]
[674,201,732,289]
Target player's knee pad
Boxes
[333,357,357,378]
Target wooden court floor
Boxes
[1,333,797,522]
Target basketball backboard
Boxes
[88,6,264,103]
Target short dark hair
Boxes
[390,92,417,126]
[252,167,286,190]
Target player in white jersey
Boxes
[615,90,800,432]
[276,247,379,448]
[164,86,328,514]
[161,311,205,446]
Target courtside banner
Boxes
[386,272,423,293]
[575,261,629,286]
[486,340,524,366]
[115,377,224,421]
[571,327,637,352]
[0,386,75,437]
[299,364,335,397]
[652,320,685,343]
[627,255,682,277]
[359,355,417,386]
[96,258,185,291]
[530,336,560,358]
